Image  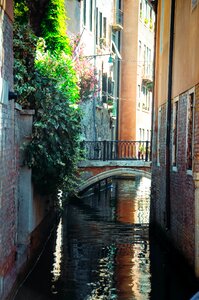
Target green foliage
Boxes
[14,0,29,24]
[26,74,82,194]
[13,22,38,108]
[36,39,79,103]
[25,44,82,194]
[41,0,71,54]
[13,2,82,196]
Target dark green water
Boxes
[14,177,199,300]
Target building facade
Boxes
[0,2,17,297]
[151,0,199,276]
[119,0,155,143]
[0,2,55,298]
[65,0,123,141]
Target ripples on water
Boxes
[15,177,199,300]
[52,177,151,300]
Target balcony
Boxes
[112,9,123,31]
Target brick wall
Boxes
[0,5,56,299]
[151,89,197,268]
[151,103,167,228]
[0,8,18,299]
[194,83,199,172]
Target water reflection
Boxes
[51,218,63,294]
[56,177,151,300]
[14,177,199,300]
[112,178,151,300]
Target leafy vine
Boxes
[14,0,82,196]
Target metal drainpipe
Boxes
[150,1,158,161]
[93,0,97,141]
[165,0,176,230]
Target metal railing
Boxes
[82,140,151,162]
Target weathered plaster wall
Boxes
[80,100,113,141]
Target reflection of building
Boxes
[65,0,123,141]
[115,178,151,299]
[151,0,199,277]
[119,0,155,142]
[60,178,151,299]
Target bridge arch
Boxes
[78,168,151,193]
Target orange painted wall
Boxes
[172,0,199,97]
[154,0,199,107]
[154,0,171,108]
[119,0,139,140]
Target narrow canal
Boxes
[14,177,199,300]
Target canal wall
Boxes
[151,87,198,272]
[0,105,56,300]
[0,6,57,298]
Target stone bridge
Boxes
[78,160,151,193]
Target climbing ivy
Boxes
[13,23,38,108]
[13,0,82,196]
[41,0,71,54]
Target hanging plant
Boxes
[70,34,99,101]
[13,0,82,196]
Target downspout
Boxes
[150,0,158,161]
[165,0,175,230]
[93,0,97,141]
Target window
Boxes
[139,40,142,62]
[138,85,141,98]
[148,48,151,75]
[142,129,145,140]
[99,12,102,38]
[102,73,108,103]
[172,98,179,167]
[157,107,162,165]
[143,44,146,70]
[186,91,195,171]
[147,130,149,141]
[96,8,98,44]
[139,128,142,140]
[145,0,148,19]
[192,0,198,10]
[143,0,146,19]
[138,85,141,108]
[89,0,93,31]
[146,47,149,75]
[140,0,143,18]
[83,0,87,26]
[103,17,107,39]
[142,85,148,110]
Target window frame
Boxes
[186,88,195,174]
[172,96,179,171]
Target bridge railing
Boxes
[82,140,151,162]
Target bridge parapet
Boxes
[82,140,151,162]
[78,167,151,193]
[78,160,151,193]
[78,140,151,193]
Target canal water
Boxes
[14,177,199,300]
